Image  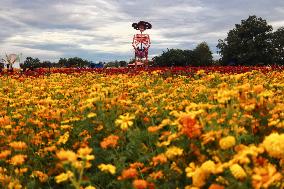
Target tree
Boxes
[152,44,213,67]
[192,42,213,66]
[272,27,284,65]
[21,57,41,71]
[217,15,273,65]
[152,49,189,67]
[57,57,91,68]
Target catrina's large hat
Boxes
[132,21,152,30]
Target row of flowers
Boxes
[0,65,283,77]
[0,69,283,188]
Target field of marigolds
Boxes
[0,66,284,189]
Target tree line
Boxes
[153,15,284,66]
[18,57,129,71]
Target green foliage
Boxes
[272,27,284,65]
[217,15,282,66]
[153,42,213,67]
[21,57,42,71]
[58,57,91,68]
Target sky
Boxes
[1,0,284,64]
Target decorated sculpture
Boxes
[131,21,152,68]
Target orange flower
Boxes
[180,116,202,138]
[147,126,161,133]
[118,168,138,180]
[0,150,11,159]
[208,184,225,189]
[9,141,28,150]
[10,154,27,166]
[149,171,164,180]
[130,162,144,169]
[151,154,167,166]
[32,171,48,182]
[133,179,148,189]
[100,135,119,149]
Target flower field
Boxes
[0,67,284,189]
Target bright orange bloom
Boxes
[209,184,225,189]
[130,162,144,169]
[151,154,167,166]
[180,116,202,138]
[149,171,164,180]
[9,141,28,150]
[0,150,11,159]
[100,135,119,149]
[10,154,27,166]
[118,168,138,180]
[133,179,148,189]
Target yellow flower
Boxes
[200,160,216,174]
[85,186,96,189]
[115,113,135,130]
[77,147,93,158]
[57,131,69,144]
[87,112,97,118]
[262,133,284,159]
[252,164,282,189]
[98,164,116,175]
[192,168,208,187]
[56,150,77,163]
[165,146,183,159]
[219,136,236,150]
[229,164,247,180]
[55,171,74,183]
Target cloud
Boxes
[0,0,283,62]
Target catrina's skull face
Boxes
[139,25,145,32]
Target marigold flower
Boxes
[262,133,284,159]
[87,112,97,118]
[219,136,236,150]
[9,141,28,150]
[229,164,247,180]
[208,184,225,189]
[180,116,202,138]
[85,186,96,189]
[15,167,28,175]
[32,171,48,182]
[98,164,116,175]
[192,168,208,187]
[151,154,167,166]
[56,150,77,163]
[149,171,164,180]
[165,146,183,159]
[55,171,74,183]
[0,150,11,159]
[57,131,69,145]
[133,179,148,189]
[200,160,216,174]
[252,163,282,189]
[118,168,138,180]
[77,146,93,157]
[115,113,135,130]
[130,162,144,169]
[100,135,119,149]
[147,126,161,133]
[171,162,183,174]
[10,154,27,166]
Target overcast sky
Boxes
[1,0,284,63]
